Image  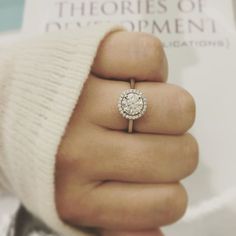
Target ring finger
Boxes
[76,75,196,135]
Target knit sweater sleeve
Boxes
[0,24,124,236]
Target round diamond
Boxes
[118,89,147,120]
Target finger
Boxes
[59,127,198,183]
[101,228,164,236]
[59,182,187,231]
[135,82,196,134]
[92,31,168,82]
[78,75,195,135]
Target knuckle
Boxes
[183,134,199,175]
[56,188,95,227]
[55,173,78,224]
[176,88,196,133]
[138,32,162,48]
[56,135,91,177]
[161,184,188,225]
[73,203,94,226]
[137,33,164,57]
[55,158,94,225]
[56,152,83,176]
[56,194,75,224]
[58,200,88,226]
[56,152,70,172]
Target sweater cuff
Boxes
[1,23,125,236]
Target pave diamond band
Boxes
[118,79,147,133]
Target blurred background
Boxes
[0,0,236,33]
[0,0,24,32]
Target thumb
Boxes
[101,228,164,236]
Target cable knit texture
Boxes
[0,23,124,236]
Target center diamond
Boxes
[118,89,147,120]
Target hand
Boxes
[55,31,198,236]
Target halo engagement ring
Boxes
[118,78,147,133]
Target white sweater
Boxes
[0,23,124,236]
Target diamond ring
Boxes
[118,78,147,133]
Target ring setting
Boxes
[118,78,147,133]
[118,89,147,120]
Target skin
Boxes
[55,31,199,236]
